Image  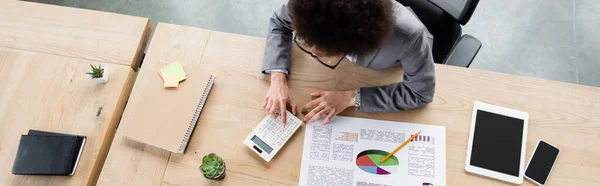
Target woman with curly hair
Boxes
[262,0,435,125]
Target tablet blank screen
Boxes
[470,110,524,176]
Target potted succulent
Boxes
[200,153,226,180]
[87,64,108,83]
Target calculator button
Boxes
[248,111,303,160]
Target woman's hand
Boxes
[263,72,297,125]
[301,90,356,125]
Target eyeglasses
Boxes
[294,35,345,69]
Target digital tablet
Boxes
[465,101,529,184]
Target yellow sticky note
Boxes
[159,61,186,82]
[163,73,179,88]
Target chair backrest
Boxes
[397,0,479,64]
[428,0,480,25]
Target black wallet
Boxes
[11,130,86,175]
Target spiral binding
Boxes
[178,75,216,152]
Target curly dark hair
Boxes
[289,0,395,56]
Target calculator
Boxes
[243,111,303,162]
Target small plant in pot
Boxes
[87,64,108,83]
[200,153,226,180]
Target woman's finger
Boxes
[304,104,325,122]
[269,101,278,118]
[264,98,273,111]
[263,97,269,109]
[301,98,321,114]
[311,91,325,97]
[321,109,336,125]
[309,107,329,123]
[280,100,287,125]
[289,99,298,115]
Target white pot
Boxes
[91,67,109,84]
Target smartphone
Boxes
[525,140,560,186]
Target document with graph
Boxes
[299,116,446,186]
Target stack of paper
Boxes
[159,61,187,88]
[299,117,447,186]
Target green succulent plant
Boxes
[86,64,104,79]
[200,153,225,180]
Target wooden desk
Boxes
[0,48,135,186]
[98,23,600,186]
[0,1,152,70]
[0,2,151,185]
[97,23,211,186]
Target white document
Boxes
[299,116,446,186]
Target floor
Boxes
[25,0,600,87]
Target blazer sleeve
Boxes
[261,3,294,74]
[358,27,436,112]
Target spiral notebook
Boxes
[120,70,215,153]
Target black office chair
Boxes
[397,0,482,68]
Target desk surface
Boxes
[0,48,136,186]
[0,1,152,70]
[0,2,151,185]
[98,23,600,186]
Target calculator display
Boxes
[251,135,273,154]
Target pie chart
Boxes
[356,150,399,175]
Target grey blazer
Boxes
[262,1,436,113]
